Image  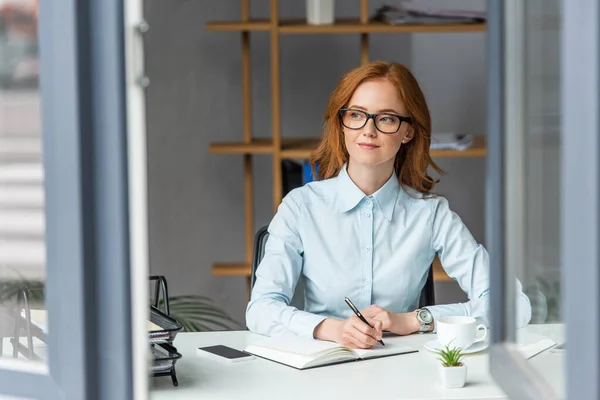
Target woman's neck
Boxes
[346,161,394,196]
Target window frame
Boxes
[0,1,136,398]
[488,0,600,399]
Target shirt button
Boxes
[365,212,371,218]
[365,279,370,285]
[366,246,371,251]
[366,198,372,204]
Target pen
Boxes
[344,297,385,346]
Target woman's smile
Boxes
[357,142,380,150]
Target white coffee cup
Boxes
[437,316,488,350]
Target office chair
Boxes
[250,225,436,309]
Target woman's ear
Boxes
[402,126,415,143]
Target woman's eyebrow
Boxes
[347,105,367,110]
[378,108,400,114]
[347,105,400,114]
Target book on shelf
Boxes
[303,161,319,184]
[372,3,486,25]
[430,133,474,151]
[245,334,416,370]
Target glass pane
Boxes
[514,0,564,397]
[0,0,47,364]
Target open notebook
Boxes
[245,335,416,370]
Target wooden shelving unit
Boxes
[210,136,487,159]
[207,19,486,34]
[207,0,487,290]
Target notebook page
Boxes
[244,345,316,369]
[248,334,343,356]
[352,336,416,359]
[305,347,358,369]
[245,340,357,369]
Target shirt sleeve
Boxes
[245,191,327,338]
[426,197,532,329]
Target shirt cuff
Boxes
[288,311,328,339]
[425,304,467,333]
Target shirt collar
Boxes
[335,165,400,221]
[371,171,401,221]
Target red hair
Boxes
[310,61,443,195]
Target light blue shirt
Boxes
[246,165,532,338]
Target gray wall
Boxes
[144,0,485,326]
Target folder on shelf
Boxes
[430,133,474,151]
[373,5,486,25]
[303,162,319,184]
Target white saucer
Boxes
[424,339,489,355]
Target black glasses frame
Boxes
[339,108,413,134]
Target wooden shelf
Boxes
[431,135,487,158]
[281,138,321,159]
[212,262,251,276]
[278,19,486,34]
[206,20,272,32]
[209,139,274,155]
[210,136,486,159]
[213,259,452,282]
[207,19,486,34]
[432,257,452,282]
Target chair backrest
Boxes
[250,225,270,290]
[251,225,436,309]
[420,266,435,309]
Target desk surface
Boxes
[150,324,564,400]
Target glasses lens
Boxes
[341,109,367,129]
[375,114,401,133]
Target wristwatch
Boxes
[415,308,433,333]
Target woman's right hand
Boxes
[313,316,383,349]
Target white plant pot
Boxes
[439,364,467,388]
[306,0,334,25]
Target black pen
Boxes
[344,297,385,346]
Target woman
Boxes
[246,61,531,349]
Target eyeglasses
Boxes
[339,108,412,134]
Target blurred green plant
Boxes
[157,295,240,332]
[0,278,44,303]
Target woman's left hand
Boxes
[361,305,421,336]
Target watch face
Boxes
[419,309,433,324]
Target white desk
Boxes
[150,324,564,400]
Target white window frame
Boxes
[488,0,600,399]
[0,1,147,398]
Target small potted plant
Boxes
[436,344,467,388]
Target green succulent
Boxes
[436,344,464,367]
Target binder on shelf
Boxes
[303,161,319,185]
[9,276,184,387]
[149,275,183,387]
